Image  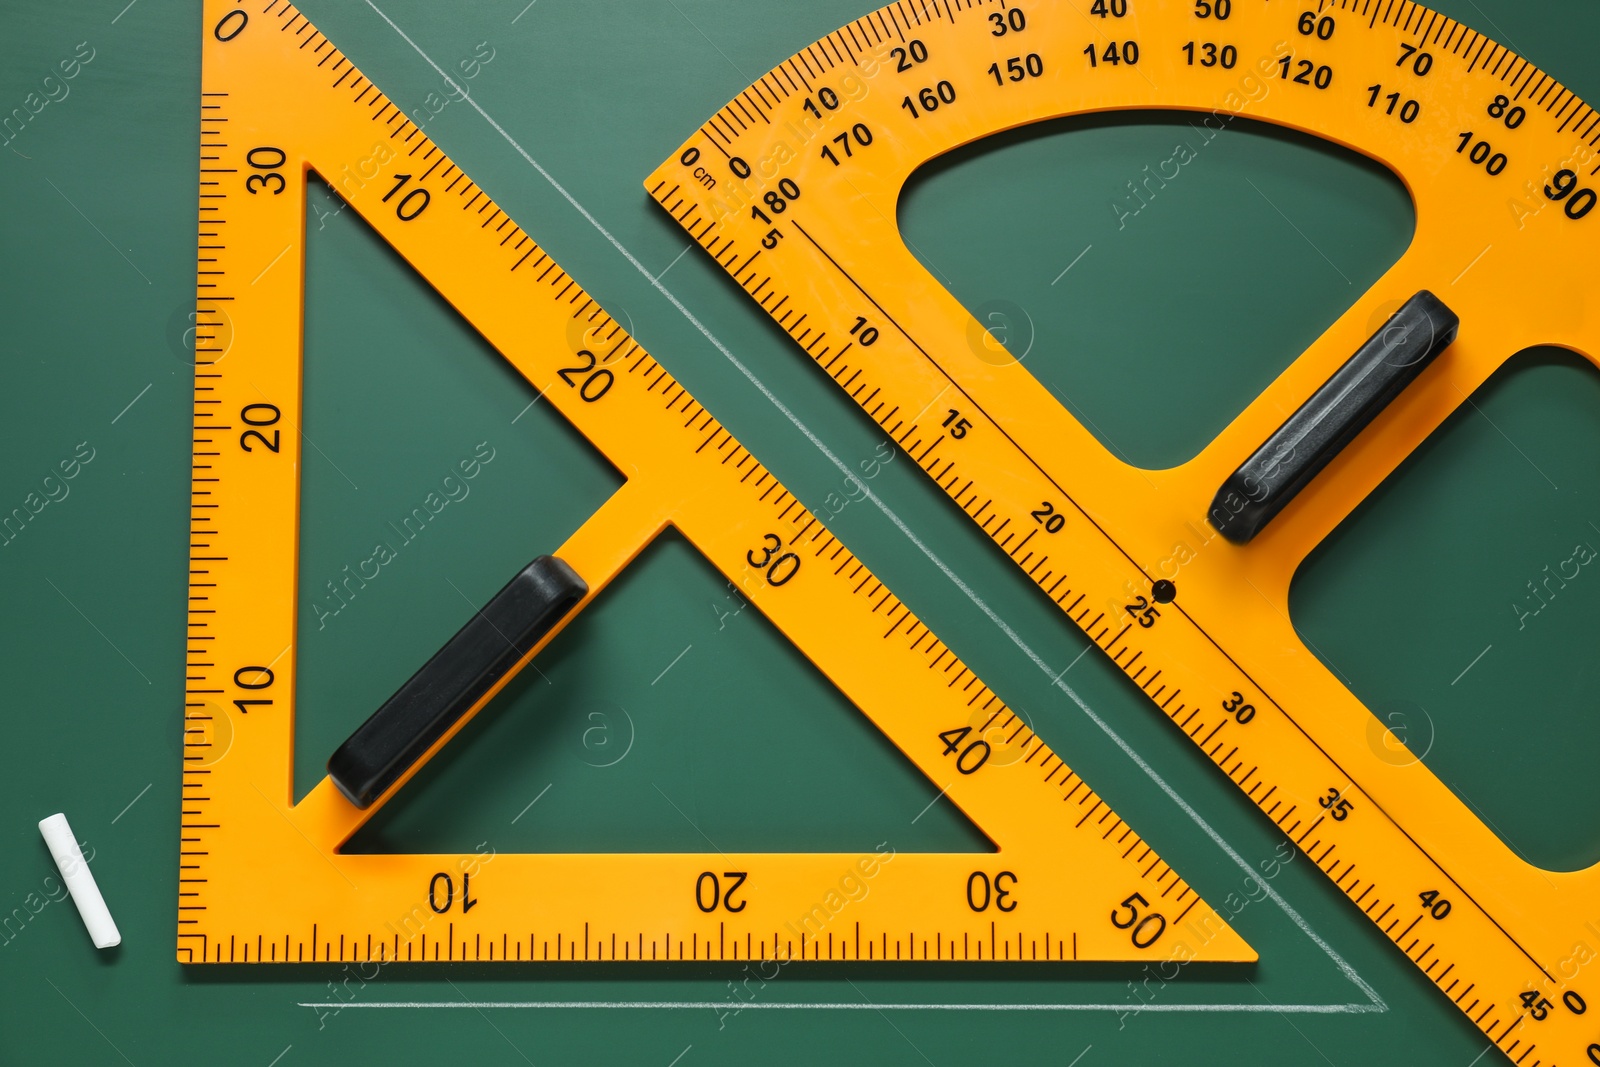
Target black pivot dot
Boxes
[1151,580,1177,604]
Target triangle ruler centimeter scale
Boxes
[181,0,1257,970]
[646,0,1600,1061]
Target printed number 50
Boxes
[1110,892,1167,948]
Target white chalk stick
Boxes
[38,813,120,949]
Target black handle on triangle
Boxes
[1208,290,1459,544]
[327,555,588,809]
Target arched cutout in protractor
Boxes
[898,112,1414,469]
[346,529,994,855]
[1291,347,1600,874]
[294,175,624,803]
[648,0,1600,1054]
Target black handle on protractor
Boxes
[1208,290,1459,544]
[326,555,588,808]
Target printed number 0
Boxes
[213,9,248,40]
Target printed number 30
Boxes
[747,533,801,587]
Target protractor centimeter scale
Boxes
[646,0,1600,1064]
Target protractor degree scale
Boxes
[646,0,1600,1062]
[180,0,1256,971]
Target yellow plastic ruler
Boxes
[180,0,1256,970]
[646,0,1600,1060]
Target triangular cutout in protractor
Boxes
[644,0,1599,1057]
[345,528,993,856]
[181,0,1252,965]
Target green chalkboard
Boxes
[2,2,1597,1065]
